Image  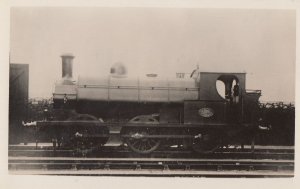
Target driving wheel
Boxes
[122,115,161,154]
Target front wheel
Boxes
[63,114,109,152]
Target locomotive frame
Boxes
[24,54,263,154]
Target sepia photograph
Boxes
[5,3,296,182]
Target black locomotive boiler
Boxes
[25,54,263,154]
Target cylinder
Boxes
[61,54,74,78]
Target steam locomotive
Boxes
[25,54,263,154]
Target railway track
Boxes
[8,144,294,177]
[9,156,294,177]
[9,144,294,160]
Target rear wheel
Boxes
[192,131,222,153]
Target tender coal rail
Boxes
[8,156,294,177]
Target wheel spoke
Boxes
[131,140,139,147]
[137,142,143,150]
[147,141,152,148]
[140,143,145,151]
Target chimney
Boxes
[61,53,74,79]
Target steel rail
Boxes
[9,169,294,177]
[8,145,294,160]
[8,156,294,177]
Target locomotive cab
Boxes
[199,72,245,103]
[183,72,261,152]
[184,72,259,126]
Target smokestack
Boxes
[61,53,74,79]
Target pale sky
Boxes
[10,7,295,102]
